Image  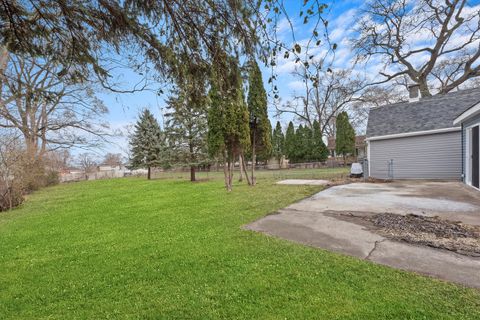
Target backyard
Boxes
[1,168,480,319]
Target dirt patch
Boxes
[372,213,480,257]
[335,212,480,257]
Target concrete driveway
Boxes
[246,181,480,288]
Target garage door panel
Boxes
[369,131,461,179]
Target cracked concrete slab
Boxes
[369,240,480,286]
[289,181,480,226]
[246,181,480,288]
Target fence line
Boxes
[61,159,355,183]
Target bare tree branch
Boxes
[353,0,480,96]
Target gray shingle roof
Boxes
[366,88,480,137]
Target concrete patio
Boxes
[246,181,480,288]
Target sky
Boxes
[95,0,480,157]
[96,0,363,157]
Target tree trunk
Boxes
[418,79,432,98]
[23,133,38,164]
[238,155,243,182]
[0,45,8,78]
[251,130,256,186]
[229,157,234,189]
[223,150,231,191]
[147,166,151,180]
[240,153,252,185]
[189,139,196,182]
[190,166,196,182]
[0,46,9,110]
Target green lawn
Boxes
[152,166,350,181]
[1,170,479,319]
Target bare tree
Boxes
[354,0,480,97]
[43,150,72,172]
[0,53,109,161]
[102,153,123,167]
[77,153,98,179]
[350,84,408,132]
[0,131,25,211]
[277,61,367,136]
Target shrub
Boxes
[0,183,24,212]
[0,135,61,211]
[44,170,60,186]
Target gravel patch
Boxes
[369,213,480,257]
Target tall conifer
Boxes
[129,109,165,180]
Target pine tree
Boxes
[295,124,308,162]
[246,60,272,185]
[272,121,285,165]
[129,109,165,180]
[165,58,210,182]
[207,53,250,191]
[285,121,296,163]
[165,92,209,182]
[311,120,329,162]
[335,111,356,163]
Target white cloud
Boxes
[276,17,294,34]
[275,59,299,75]
[329,8,357,42]
[287,80,305,90]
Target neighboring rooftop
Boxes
[366,88,480,137]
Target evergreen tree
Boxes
[311,120,329,161]
[305,125,316,161]
[257,129,273,162]
[335,111,356,163]
[165,58,210,182]
[295,124,309,162]
[285,121,296,163]
[246,60,272,185]
[207,53,250,191]
[272,121,285,164]
[129,109,165,180]
[165,92,209,182]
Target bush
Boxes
[23,161,47,192]
[44,170,60,186]
[0,183,24,212]
[0,135,62,211]
[21,160,60,192]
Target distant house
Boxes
[60,167,84,182]
[366,86,480,185]
[327,135,366,160]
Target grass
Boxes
[152,166,350,181]
[0,168,479,319]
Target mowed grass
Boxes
[152,167,350,181]
[0,170,479,319]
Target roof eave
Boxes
[453,102,480,126]
[366,126,461,142]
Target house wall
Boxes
[368,130,461,180]
[461,113,480,183]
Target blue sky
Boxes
[96,0,480,156]
[97,1,363,156]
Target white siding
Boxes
[369,131,461,180]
